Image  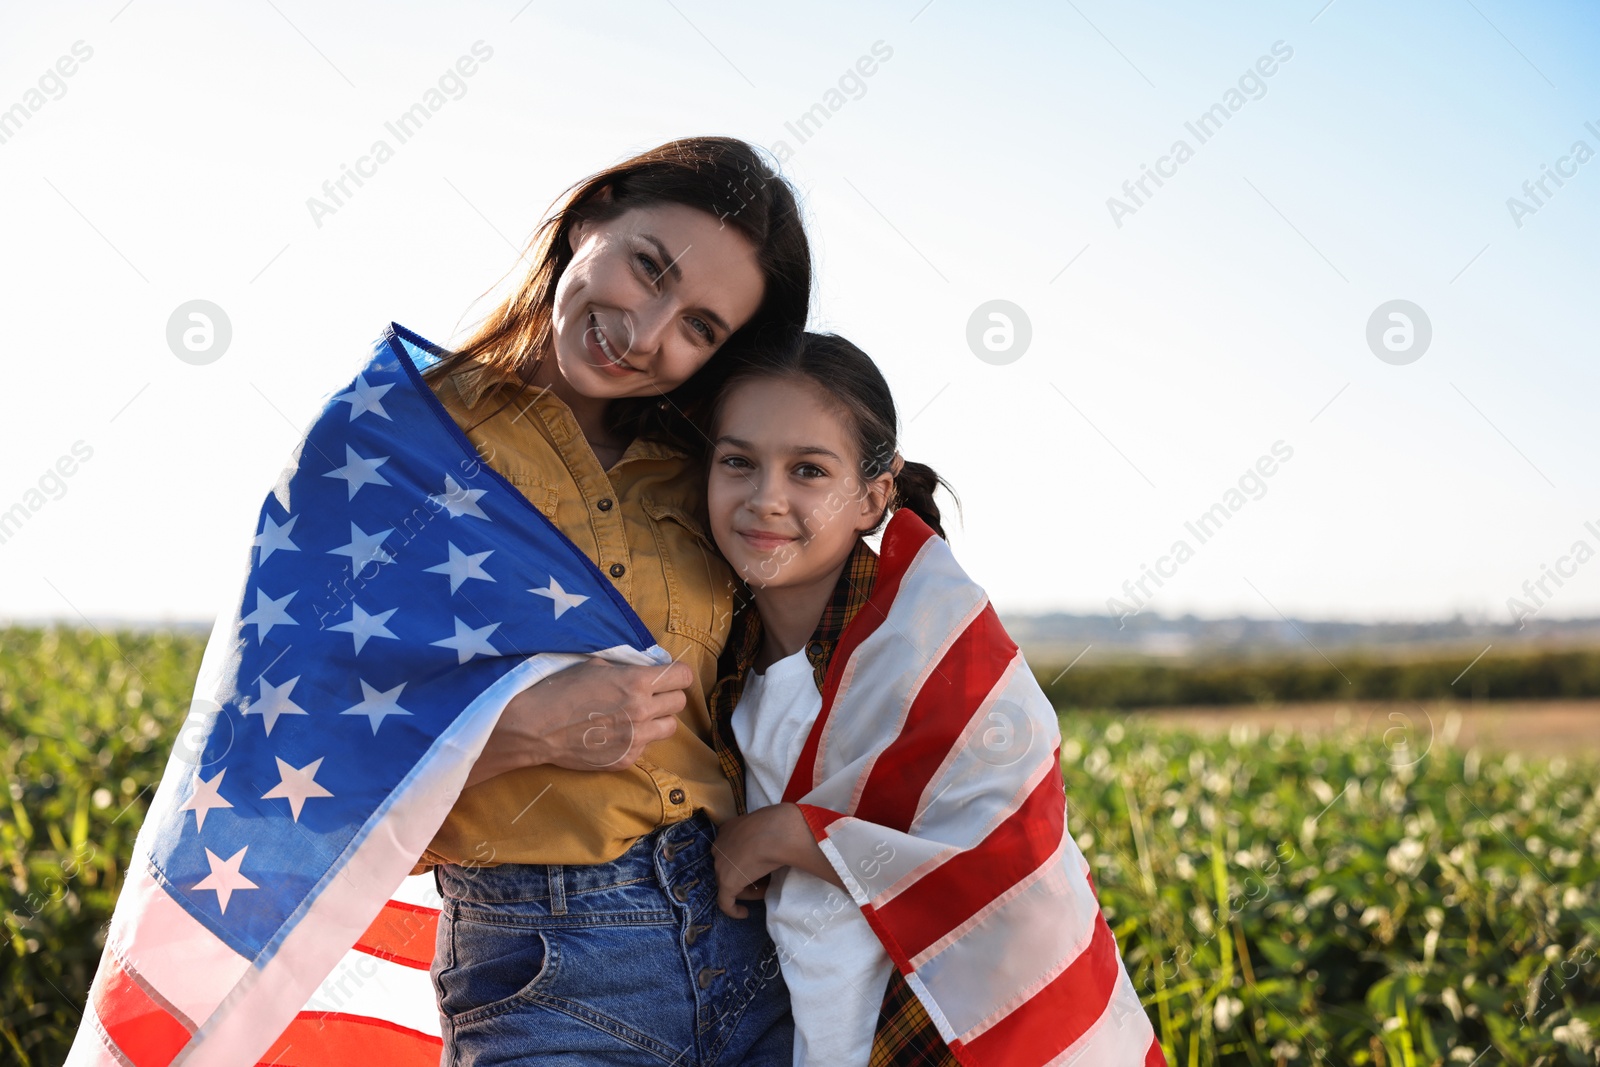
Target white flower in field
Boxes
[1553,1019,1594,1053]
[1308,778,1335,806]
[1563,886,1584,909]
[1386,838,1426,877]
[1269,1042,1301,1061]
[1359,905,1390,928]
[1305,885,1338,909]
[1447,1046,1478,1062]
[1213,995,1243,1031]
[1175,853,1196,880]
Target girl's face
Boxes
[707,376,894,591]
[550,201,765,400]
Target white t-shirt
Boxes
[730,647,895,1067]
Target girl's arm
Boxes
[713,802,846,919]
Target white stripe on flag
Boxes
[105,861,252,1028]
[388,871,445,909]
[301,946,442,1037]
[916,840,1105,1042]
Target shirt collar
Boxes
[444,357,687,464]
[723,535,881,687]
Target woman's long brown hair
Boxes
[424,136,812,459]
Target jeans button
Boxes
[697,965,726,989]
[661,840,682,861]
[685,922,712,946]
[673,878,699,902]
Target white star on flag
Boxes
[179,768,233,832]
[425,543,495,593]
[430,617,501,664]
[240,588,298,643]
[530,576,589,619]
[429,474,490,521]
[327,522,395,573]
[332,373,395,422]
[191,846,258,914]
[340,679,413,735]
[328,603,400,654]
[260,757,334,822]
[245,675,310,736]
[253,514,300,565]
[323,445,392,500]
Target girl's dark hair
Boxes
[422,136,811,456]
[709,330,960,539]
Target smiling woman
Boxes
[411,137,813,1066]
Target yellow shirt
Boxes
[410,357,737,871]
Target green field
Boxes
[3,626,1597,1066]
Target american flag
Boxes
[784,509,1167,1066]
[68,323,670,1067]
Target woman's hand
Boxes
[713,803,846,919]
[463,657,693,788]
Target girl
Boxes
[703,332,1165,1066]
[415,137,811,1065]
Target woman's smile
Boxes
[585,313,641,376]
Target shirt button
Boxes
[609,563,626,578]
[668,788,686,805]
[808,641,824,656]
[597,498,614,512]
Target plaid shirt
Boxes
[706,537,960,1067]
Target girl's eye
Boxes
[719,455,750,470]
[795,463,827,479]
[636,252,662,283]
[688,316,715,343]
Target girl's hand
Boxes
[713,804,846,919]
[464,657,693,787]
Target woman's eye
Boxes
[636,252,662,283]
[795,463,826,479]
[688,317,715,343]
[719,455,750,470]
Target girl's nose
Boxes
[745,470,786,514]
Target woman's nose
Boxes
[626,300,673,359]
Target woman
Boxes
[412,137,811,1066]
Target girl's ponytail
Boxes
[891,458,953,541]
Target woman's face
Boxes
[549,201,765,400]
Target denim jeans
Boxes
[431,810,793,1066]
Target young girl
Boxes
[704,333,1165,1067]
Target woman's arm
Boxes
[712,802,847,919]
[463,657,695,788]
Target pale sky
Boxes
[2,0,1597,628]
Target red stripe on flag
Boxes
[91,953,193,1067]
[855,605,1017,831]
[353,899,439,969]
[1147,1034,1171,1066]
[954,907,1123,1065]
[259,1012,442,1067]
[875,769,1065,960]
[783,509,935,803]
